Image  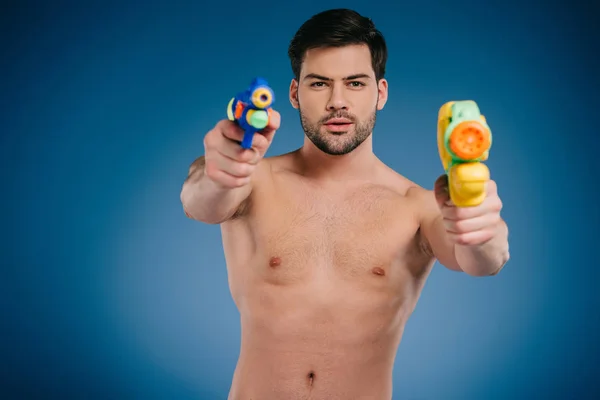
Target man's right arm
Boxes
[180,112,280,225]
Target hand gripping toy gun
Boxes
[227,77,275,149]
[437,100,492,207]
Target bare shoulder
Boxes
[376,163,444,237]
[261,149,300,175]
[406,185,440,223]
[248,149,299,189]
[376,162,437,213]
[228,150,297,220]
[375,163,442,259]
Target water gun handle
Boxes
[227,77,275,149]
[437,100,493,207]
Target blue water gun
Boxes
[227,77,275,149]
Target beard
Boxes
[299,106,377,156]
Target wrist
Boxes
[455,220,510,276]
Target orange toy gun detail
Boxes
[437,100,492,207]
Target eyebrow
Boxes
[303,73,371,81]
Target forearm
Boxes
[455,219,510,276]
[180,157,251,224]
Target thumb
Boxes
[258,109,281,143]
[434,174,451,209]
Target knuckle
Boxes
[232,162,253,177]
[453,208,466,220]
[234,177,250,187]
[456,234,471,245]
[216,119,233,131]
[223,174,248,188]
[225,124,242,138]
[496,198,503,211]
[223,174,245,189]
[204,130,218,148]
[488,197,502,212]
[220,175,236,187]
[204,160,219,177]
[237,149,255,163]
[454,220,467,233]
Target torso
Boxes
[220,151,436,400]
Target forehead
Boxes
[301,44,374,79]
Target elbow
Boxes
[180,183,205,223]
[180,185,198,221]
[180,182,192,213]
[179,184,229,225]
[489,250,510,276]
[180,185,188,211]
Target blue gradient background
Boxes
[2,0,599,399]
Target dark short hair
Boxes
[288,9,388,81]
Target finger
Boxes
[214,153,255,178]
[442,194,502,220]
[443,213,501,234]
[216,139,259,164]
[219,131,270,157]
[206,122,266,162]
[216,116,275,154]
[204,161,251,188]
[250,131,271,154]
[433,174,451,209]
[217,120,246,143]
[446,229,495,246]
[204,122,243,150]
[441,203,487,220]
[486,179,497,196]
[210,170,251,188]
[258,109,281,143]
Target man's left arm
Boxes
[419,175,510,277]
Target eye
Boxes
[310,81,327,87]
[348,81,365,88]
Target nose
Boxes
[326,84,348,111]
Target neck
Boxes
[296,135,378,182]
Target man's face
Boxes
[289,44,388,155]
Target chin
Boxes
[314,136,360,156]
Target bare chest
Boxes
[247,180,427,288]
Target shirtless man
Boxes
[180,8,510,400]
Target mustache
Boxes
[319,111,356,124]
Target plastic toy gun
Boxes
[227,77,275,149]
[437,100,492,207]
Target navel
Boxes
[269,256,282,268]
[307,371,315,386]
[371,267,386,276]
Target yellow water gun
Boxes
[437,100,492,207]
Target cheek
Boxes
[299,90,321,105]
[299,94,325,116]
[369,89,381,106]
[351,89,378,108]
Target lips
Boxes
[324,117,353,125]
[324,117,353,133]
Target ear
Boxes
[289,79,299,109]
[376,78,388,111]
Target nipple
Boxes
[371,267,386,276]
[269,256,282,268]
